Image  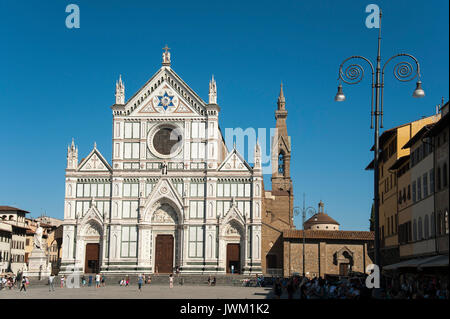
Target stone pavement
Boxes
[0,284,272,299]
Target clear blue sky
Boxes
[0,0,448,230]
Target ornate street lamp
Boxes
[334,9,424,285]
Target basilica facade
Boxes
[60,49,266,275]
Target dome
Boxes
[304,201,340,230]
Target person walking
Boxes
[60,275,65,288]
[20,276,27,292]
[169,274,174,288]
[95,273,101,288]
[88,275,93,287]
[101,275,106,287]
[273,278,282,299]
[138,274,143,292]
[48,274,55,292]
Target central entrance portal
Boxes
[155,235,174,273]
[226,243,240,274]
[85,243,100,274]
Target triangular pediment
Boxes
[143,178,184,213]
[218,148,252,172]
[222,204,246,226]
[124,67,207,117]
[78,147,112,172]
[79,205,103,225]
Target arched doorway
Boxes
[82,220,102,274]
[224,220,244,274]
[151,203,178,274]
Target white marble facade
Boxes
[60,49,263,275]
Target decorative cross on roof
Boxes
[163,45,170,52]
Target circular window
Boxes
[148,124,183,158]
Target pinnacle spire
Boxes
[115,74,125,104]
[278,82,286,103]
[209,74,217,104]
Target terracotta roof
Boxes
[283,230,374,241]
[304,213,340,226]
[0,206,30,214]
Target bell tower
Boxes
[271,83,292,192]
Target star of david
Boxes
[157,92,175,111]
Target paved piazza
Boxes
[0,285,273,299]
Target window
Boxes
[430,169,435,193]
[121,226,137,258]
[216,200,231,217]
[191,122,206,139]
[417,178,422,201]
[407,185,411,200]
[124,142,140,159]
[413,219,417,241]
[278,153,285,174]
[76,183,109,198]
[123,183,139,197]
[431,212,436,237]
[237,201,251,216]
[75,201,91,216]
[124,122,140,139]
[122,201,138,218]
[412,181,416,202]
[172,181,183,196]
[423,173,428,198]
[217,182,251,197]
[189,201,204,219]
[191,142,205,159]
[145,181,157,197]
[153,127,182,155]
[190,182,205,197]
[418,217,423,240]
[424,215,429,239]
[189,226,204,258]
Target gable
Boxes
[78,148,112,172]
[218,149,252,172]
[135,83,197,116]
[125,67,207,118]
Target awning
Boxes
[384,255,449,270]
[383,258,422,270]
[419,255,449,268]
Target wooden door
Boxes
[85,243,100,274]
[339,263,349,276]
[226,243,240,274]
[155,235,174,273]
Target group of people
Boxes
[271,274,449,299]
[0,273,29,292]
[382,274,448,299]
[272,276,372,299]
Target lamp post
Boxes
[294,195,317,278]
[334,9,425,281]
